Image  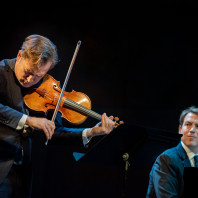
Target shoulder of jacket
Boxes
[156,146,178,162]
[0,59,16,73]
[0,59,9,72]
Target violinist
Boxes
[0,34,121,198]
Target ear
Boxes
[16,50,22,61]
[179,125,182,134]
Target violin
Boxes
[24,74,107,125]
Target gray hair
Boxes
[21,34,59,69]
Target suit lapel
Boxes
[176,142,192,167]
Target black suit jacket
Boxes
[146,142,191,198]
[0,58,27,184]
[0,59,85,184]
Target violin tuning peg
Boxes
[114,117,119,121]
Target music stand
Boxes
[78,123,147,164]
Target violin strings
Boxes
[36,88,102,120]
[64,98,102,120]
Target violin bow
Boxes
[45,41,82,145]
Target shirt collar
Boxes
[181,141,197,160]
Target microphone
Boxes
[122,152,130,171]
[122,153,129,161]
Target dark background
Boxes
[1,1,198,197]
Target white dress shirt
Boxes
[181,141,198,167]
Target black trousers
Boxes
[0,138,32,198]
[0,163,32,198]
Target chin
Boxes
[186,141,198,147]
[20,82,32,88]
[24,84,33,88]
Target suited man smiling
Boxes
[146,106,198,198]
[0,34,118,198]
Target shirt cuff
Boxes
[16,114,28,130]
[82,128,92,146]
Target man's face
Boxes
[179,112,198,152]
[15,50,52,88]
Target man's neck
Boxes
[182,141,198,154]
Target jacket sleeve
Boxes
[0,63,24,130]
[147,154,179,198]
[0,103,24,130]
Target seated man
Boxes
[146,106,198,197]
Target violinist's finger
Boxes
[48,121,55,132]
[107,115,115,127]
[43,127,50,140]
[101,113,106,127]
[103,113,111,129]
[44,121,55,140]
[109,115,114,120]
[47,126,53,139]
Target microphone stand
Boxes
[122,152,130,198]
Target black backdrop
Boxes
[1,1,198,197]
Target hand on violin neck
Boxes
[86,113,117,139]
[26,116,55,140]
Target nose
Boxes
[189,125,196,133]
[26,75,35,83]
